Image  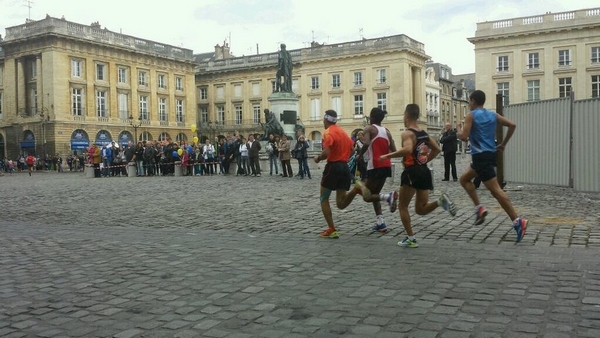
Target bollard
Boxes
[128,162,136,178]
[174,161,183,177]
[85,164,95,178]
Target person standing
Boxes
[457,90,528,242]
[278,135,293,178]
[313,110,362,239]
[267,134,279,176]
[379,104,456,248]
[91,143,101,178]
[440,123,458,181]
[294,135,311,179]
[247,134,262,177]
[355,107,398,233]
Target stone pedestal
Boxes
[174,161,183,177]
[268,92,300,139]
[128,162,136,178]
[85,164,95,178]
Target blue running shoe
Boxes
[513,217,528,243]
[372,223,388,233]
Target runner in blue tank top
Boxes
[457,90,529,242]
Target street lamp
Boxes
[129,114,142,143]
[39,107,49,156]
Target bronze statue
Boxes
[262,109,285,140]
[275,43,293,93]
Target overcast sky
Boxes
[0,0,595,74]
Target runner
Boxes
[314,110,361,239]
[379,104,457,248]
[355,107,398,233]
[26,153,35,176]
[457,90,528,242]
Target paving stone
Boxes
[113,328,144,338]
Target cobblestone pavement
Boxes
[1,156,600,337]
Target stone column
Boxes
[36,55,42,114]
[16,58,26,117]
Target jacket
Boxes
[278,140,291,161]
[247,140,261,157]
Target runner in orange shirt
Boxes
[314,110,362,239]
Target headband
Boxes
[324,114,337,123]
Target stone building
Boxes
[194,35,430,144]
[469,7,600,109]
[0,16,196,159]
[424,66,441,139]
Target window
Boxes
[96,64,106,81]
[311,76,320,90]
[0,65,3,86]
[310,98,320,120]
[559,77,572,98]
[29,59,37,79]
[216,106,225,124]
[200,87,208,100]
[271,81,276,93]
[332,74,341,89]
[592,47,600,63]
[200,106,208,123]
[292,79,299,92]
[29,88,37,115]
[376,69,387,84]
[72,88,83,116]
[159,98,167,121]
[176,100,184,122]
[118,67,127,84]
[592,75,600,98]
[377,93,387,111]
[176,77,183,91]
[0,92,3,118]
[253,104,261,124]
[354,72,363,86]
[96,90,107,117]
[497,56,509,71]
[71,59,82,78]
[234,84,242,97]
[558,50,571,66]
[354,95,364,115]
[118,93,128,119]
[527,53,539,69]
[331,97,342,118]
[497,82,510,106]
[158,74,166,89]
[252,83,260,97]
[216,86,224,99]
[527,80,540,101]
[139,95,148,119]
[235,105,242,125]
[138,71,148,86]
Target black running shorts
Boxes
[470,152,497,182]
[400,165,433,191]
[321,161,352,191]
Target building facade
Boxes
[0,16,196,159]
[194,35,430,144]
[424,66,441,139]
[469,7,600,109]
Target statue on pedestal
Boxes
[262,109,285,140]
[275,44,293,93]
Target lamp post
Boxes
[39,107,48,156]
[129,114,142,143]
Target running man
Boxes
[457,90,528,242]
[379,104,456,248]
[314,110,361,239]
[26,153,35,176]
[355,107,398,232]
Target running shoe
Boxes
[319,228,339,239]
[439,193,457,216]
[387,190,399,213]
[474,206,488,225]
[372,223,388,233]
[354,181,371,197]
[513,217,528,243]
[398,237,419,248]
